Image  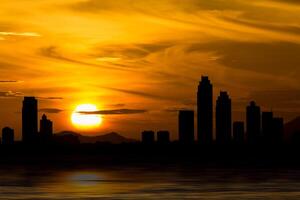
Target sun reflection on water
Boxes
[68,172,103,186]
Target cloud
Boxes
[69,0,248,13]
[39,108,64,113]
[223,16,300,36]
[0,91,23,97]
[67,0,300,43]
[39,46,134,71]
[19,86,80,95]
[38,97,64,100]
[164,107,191,113]
[187,41,300,75]
[0,80,20,83]
[78,109,147,115]
[102,86,169,100]
[0,32,40,37]
[94,43,171,60]
[107,103,126,107]
[271,0,300,3]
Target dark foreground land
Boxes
[0,143,300,168]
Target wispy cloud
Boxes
[106,103,126,108]
[0,80,21,83]
[78,109,147,115]
[164,107,191,113]
[39,108,64,113]
[38,96,64,100]
[39,46,135,71]
[0,32,41,37]
[102,86,169,100]
[0,91,23,97]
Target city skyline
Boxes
[0,75,297,141]
[1,0,300,140]
[1,1,300,199]
[0,76,289,144]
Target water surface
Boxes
[0,165,299,199]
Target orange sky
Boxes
[0,0,300,140]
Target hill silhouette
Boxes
[284,116,300,141]
[54,131,137,144]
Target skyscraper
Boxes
[262,111,273,141]
[2,127,14,145]
[216,92,232,144]
[178,110,194,144]
[22,97,38,143]
[40,114,53,140]
[197,76,213,144]
[233,121,244,144]
[246,101,261,143]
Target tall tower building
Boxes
[197,76,213,144]
[262,111,273,141]
[22,97,38,143]
[246,101,261,143]
[40,114,53,140]
[178,110,194,144]
[216,92,232,144]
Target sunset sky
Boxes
[1,0,300,140]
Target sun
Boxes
[71,104,102,129]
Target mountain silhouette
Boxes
[54,131,137,144]
[284,116,300,141]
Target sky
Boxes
[0,0,300,140]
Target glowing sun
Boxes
[71,104,102,129]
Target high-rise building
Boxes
[157,131,170,144]
[262,111,273,140]
[141,130,155,144]
[216,92,232,144]
[40,114,53,140]
[2,127,14,145]
[246,101,261,143]
[233,121,244,144]
[178,110,194,144]
[197,76,213,144]
[22,97,38,143]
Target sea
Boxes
[0,164,299,199]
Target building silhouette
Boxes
[141,130,155,144]
[262,112,284,144]
[40,114,53,140]
[216,92,232,144]
[22,97,38,143]
[272,117,284,144]
[157,130,170,144]
[233,121,244,144]
[2,127,14,145]
[262,111,273,141]
[246,101,261,143]
[197,76,213,144]
[178,110,194,144]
